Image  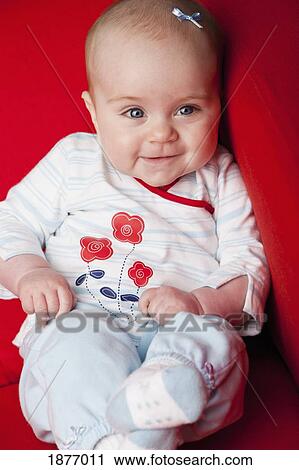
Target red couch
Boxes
[1,0,298,449]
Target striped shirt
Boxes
[0,132,270,347]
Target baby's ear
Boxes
[81,91,99,133]
[81,91,93,113]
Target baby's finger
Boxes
[138,288,154,315]
[44,290,60,318]
[21,294,35,315]
[56,287,74,316]
[33,292,48,315]
[33,293,50,328]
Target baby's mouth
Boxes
[140,155,178,163]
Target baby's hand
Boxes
[138,286,204,326]
[17,267,77,326]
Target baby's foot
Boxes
[106,358,209,432]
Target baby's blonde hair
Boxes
[85,0,224,93]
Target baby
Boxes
[0,0,270,450]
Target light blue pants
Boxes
[18,310,249,449]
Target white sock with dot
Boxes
[106,358,209,433]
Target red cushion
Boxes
[202,0,299,385]
[0,301,24,386]
[0,385,56,450]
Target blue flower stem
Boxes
[85,263,114,316]
[130,286,140,314]
[117,244,135,314]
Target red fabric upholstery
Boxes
[0,301,23,387]
[203,0,299,384]
[0,0,298,449]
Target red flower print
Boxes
[80,237,113,262]
[128,261,153,287]
[112,212,145,244]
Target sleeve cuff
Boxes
[199,271,265,336]
[11,315,36,348]
[0,247,46,262]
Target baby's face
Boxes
[83,32,221,186]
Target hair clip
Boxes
[171,7,203,29]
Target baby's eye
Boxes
[177,105,199,116]
[124,108,145,119]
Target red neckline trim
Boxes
[158,177,181,192]
[134,177,214,214]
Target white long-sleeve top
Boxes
[0,133,270,347]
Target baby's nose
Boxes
[148,119,178,144]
